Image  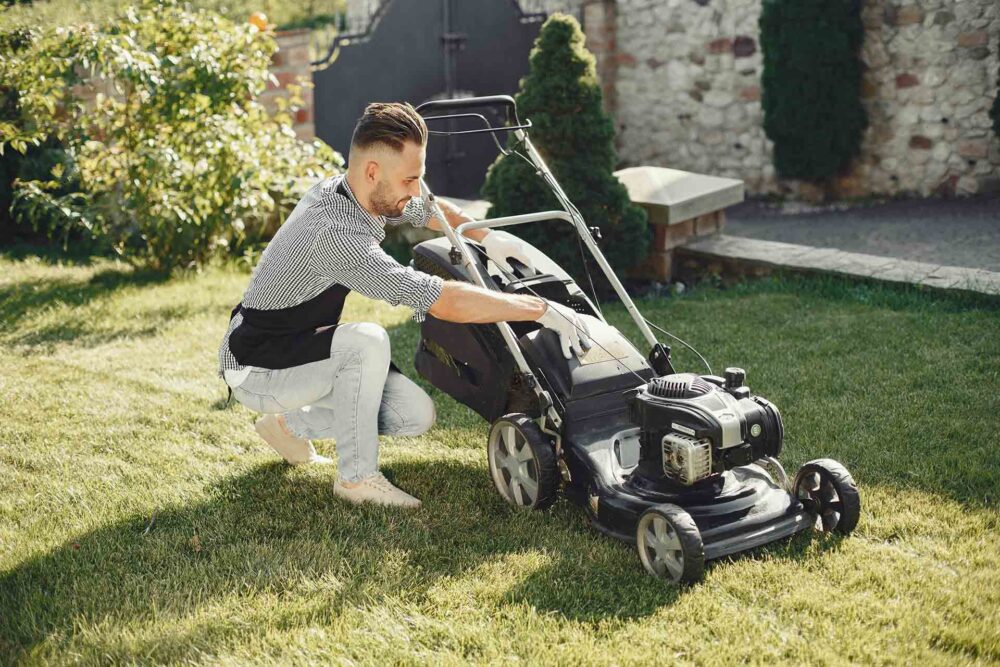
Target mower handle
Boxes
[415,95,521,127]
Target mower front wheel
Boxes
[487,414,560,510]
[793,459,861,535]
[636,504,705,584]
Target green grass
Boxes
[0,251,998,665]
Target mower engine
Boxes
[628,368,783,486]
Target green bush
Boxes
[0,2,342,270]
[760,0,868,181]
[481,13,647,292]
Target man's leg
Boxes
[233,322,425,507]
[281,322,391,482]
[378,370,436,437]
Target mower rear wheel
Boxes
[636,504,705,584]
[487,414,560,510]
[793,459,861,535]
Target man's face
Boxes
[370,140,426,218]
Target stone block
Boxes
[958,141,989,159]
[933,11,955,26]
[294,124,315,142]
[869,258,940,284]
[887,5,924,26]
[740,85,761,102]
[957,31,988,47]
[658,219,695,251]
[630,251,673,282]
[909,135,933,149]
[895,73,920,88]
[693,211,723,236]
[707,38,732,54]
[615,166,744,225]
[921,265,992,290]
[268,71,299,90]
[733,36,756,57]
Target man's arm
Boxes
[424,197,489,242]
[428,281,545,323]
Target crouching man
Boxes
[218,102,592,508]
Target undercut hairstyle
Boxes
[351,102,427,152]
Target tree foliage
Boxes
[0,2,342,270]
[481,13,647,291]
[760,0,868,181]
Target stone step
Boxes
[677,234,1000,296]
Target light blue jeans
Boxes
[230,322,436,481]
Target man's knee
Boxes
[411,393,436,435]
[334,322,390,360]
[394,389,436,436]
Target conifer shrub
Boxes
[481,13,647,292]
[760,0,868,181]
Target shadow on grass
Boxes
[0,268,170,328]
[0,265,176,350]
[0,458,859,661]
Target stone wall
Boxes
[607,0,1000,198]
[472,0,1000,199]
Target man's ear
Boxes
[364,159,380,185]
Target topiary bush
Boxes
[481,13,647,293]
[0,1,342,271]
[760,0,868,181]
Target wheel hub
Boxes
[495,424,538,505]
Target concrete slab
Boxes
[679,234,1000,297]
[614,166,744,225]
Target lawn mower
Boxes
[409,95,860,584]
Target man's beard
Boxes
[370,180,406,218]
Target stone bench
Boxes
[614,166,744,281]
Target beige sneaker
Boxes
[254,414,332,466]
[333,472,422,508]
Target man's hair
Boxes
[351,102,427,152]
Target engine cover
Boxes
[629,372,783,486]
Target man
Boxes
[219,102,592,508]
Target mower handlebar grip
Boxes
[415,95,521,127]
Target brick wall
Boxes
[72,29,317,143]
[263,29,316,142]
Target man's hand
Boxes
[536,300,594,360]
[481,230,534,274]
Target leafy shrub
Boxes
[760,0,868,181]
[0,2,342,270]
[481,13,647,292]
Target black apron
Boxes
[226,177,401,374]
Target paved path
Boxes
[680,235,1000,296]
[726,195,1000,272]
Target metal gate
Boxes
[312,0,574,198]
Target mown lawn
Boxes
[0,250,997,665]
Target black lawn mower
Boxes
[409,95,860,584]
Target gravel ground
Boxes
[725,194,1000,272]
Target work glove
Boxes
[537,300,595,360]
[481,230,534,275]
